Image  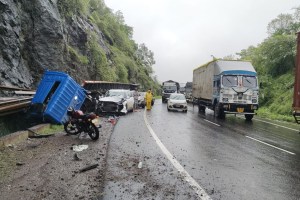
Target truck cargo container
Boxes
[293,32,300,123]
[193,60,259,120]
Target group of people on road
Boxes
[133,88,153,111]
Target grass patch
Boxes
[0,150,17,182]
[38,125,64,135]
[67,46,89,65]
[257,107,294,122]
[154,96,162,99]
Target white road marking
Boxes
[252,118,299,132]
[245,136,296,155]
[203,119,220,127]
[144,111,212,200]
[237,116,299,132]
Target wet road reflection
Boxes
[147,101,300,200]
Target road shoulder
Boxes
[0,118,114,200]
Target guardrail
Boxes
[0,85,35,116]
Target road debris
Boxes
[72,145,88,152]
[107,116,119,125]
[138,161,143,169]
[79,164,99,173]
[16,162,24,166]
[73,153,81,161]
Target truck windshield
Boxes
[163,86,177,91]
[222,75,238,87]
[242,76,257,88]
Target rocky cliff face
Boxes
[0,0,110,89]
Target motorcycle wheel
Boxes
[64,121,80,135]
[88,123,99,140]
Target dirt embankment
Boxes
[0,118,114,200]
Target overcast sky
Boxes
[105,0,299,84]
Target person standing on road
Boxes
[145,89,153,110]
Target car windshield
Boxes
[106,90,126,98]
[243,76,257,88]
[170,94,186,100]
[222,75,238,87]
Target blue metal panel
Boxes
[31,71,86,124]
[221,70,257,76]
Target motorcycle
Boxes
[64,107,100,140]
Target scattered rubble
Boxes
[0,118,114,200]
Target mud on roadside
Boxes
[0,118,115,200]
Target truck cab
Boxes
[213,73,259,120]
[162,80,179,103]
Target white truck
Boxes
[193,60,259,120]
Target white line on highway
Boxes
[237,116,299,132]
[203,119,220,127]
[252,118,299,132]
[245,136,296,155]
[144,111,212,200]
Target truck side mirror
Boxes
[259,82,263,89]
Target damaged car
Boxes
[98,89,134,115]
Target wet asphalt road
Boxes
[102,101,300,200]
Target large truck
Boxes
[162,80,180,103]
[293,32,300,123]
[193,60,259,120]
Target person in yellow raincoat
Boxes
[145,89,153,110]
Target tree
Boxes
[135,44,155,66]
[259,35,296,76]
[267,14,294,36]
[222,54,236,60]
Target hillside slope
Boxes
[0,0,159,92]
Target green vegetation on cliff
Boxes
[236,7,300,121]
[57,0,160,93]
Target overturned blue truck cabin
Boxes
[30,71,86,124]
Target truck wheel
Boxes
[214,103,225,119]
[245,114,253,121]
[198,105,205,113]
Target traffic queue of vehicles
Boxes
[32,58,259,126]
[162,59,259,120]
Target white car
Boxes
[167,93,188,112]
[99,89,134,114]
